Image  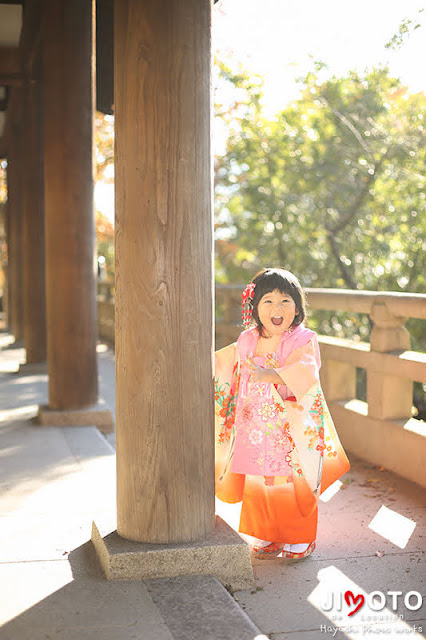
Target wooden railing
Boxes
[98,281,426,487]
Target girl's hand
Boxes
[246,357,284,385]
[246,357,266,383]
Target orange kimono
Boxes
[215,325,350,544]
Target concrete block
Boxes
[38,401,114,434]
[91,515,255,591]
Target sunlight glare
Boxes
[368,505,416,549]
[320,479,343,503]
[215,496,242,532]
[0,405,39,423]
[0,361,20,373]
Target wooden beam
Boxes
[0,73,25,86]
[0,136,8,157]
[0,1,42,83]
[0,47,21,75]
[2,86,24,146]
[0,87,8,110]
[19,0,43,74]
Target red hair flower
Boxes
[241,283,256,327]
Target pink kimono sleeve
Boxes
[274,337,321,402]
[214,343,245,503]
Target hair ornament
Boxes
[241,282,256,327]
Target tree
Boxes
[95,111,114,184]
[96,210,114,279]
[214,61,426,348]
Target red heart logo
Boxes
[345,590,365,616]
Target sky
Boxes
[213,0,425,117]
[95,0,425,222]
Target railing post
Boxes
[320,360,356,403]
[367,301,412,420]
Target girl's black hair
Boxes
[249,268,307,336]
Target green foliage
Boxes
[385,9,424,50]
[95,111,114,184]
[214,60,426,351]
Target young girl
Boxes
[214,268,350,559]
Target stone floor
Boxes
[0,331,425,639]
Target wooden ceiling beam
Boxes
[0,73,25,86]
[19,0,42,75]
[0,46,21,76]
[0,136,8,158]
[2,85,24,144]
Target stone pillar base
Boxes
[91,516,254,592]
[18,361,47,375]
[38,401,114,434]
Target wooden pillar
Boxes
[6,121,24,342]
[22,60,47,363]
[43,0,98,408]
[0,205,8,327]
[115,0,215,543]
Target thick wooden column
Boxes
[6,123,24,342]
[43,0,98,408]
[115,0,215,543]
[0,206,8,327]
[22,63,46,363]
[5,168,13,333]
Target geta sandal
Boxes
[250,541,285,559]
[280,541,316,559]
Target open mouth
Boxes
[271,316,283,326]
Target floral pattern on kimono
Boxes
[214,325,350,517]
[231,352,295,477]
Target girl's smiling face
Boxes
[257,289,298,337]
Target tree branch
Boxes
[326,231,358,289]
[319,96,371,155]
[325,150,389,235]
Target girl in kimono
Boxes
[215,268,350,559]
